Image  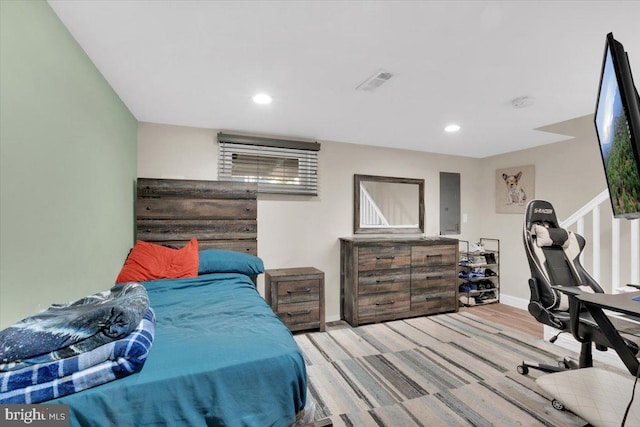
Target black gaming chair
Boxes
[519,199,639,374]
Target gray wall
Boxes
[0,1,138,327]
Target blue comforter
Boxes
[50,273,307,427]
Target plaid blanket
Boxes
[0,309,155,404]
[0,282,149,367]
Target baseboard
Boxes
[498,293,529,311]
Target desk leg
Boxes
[585,305,639,376]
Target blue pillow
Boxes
[198,249,264,276]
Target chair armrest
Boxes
[551,285,588,296]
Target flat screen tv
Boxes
[594,32,640,219]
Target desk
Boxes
[576,291,640,375]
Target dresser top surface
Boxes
[340,236,458,245]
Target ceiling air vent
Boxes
[356,69,394,92]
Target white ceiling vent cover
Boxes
[356,70,394,92]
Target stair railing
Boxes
[560,189,640,293]
[360,185,389,227]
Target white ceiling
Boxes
[48,0,640,158]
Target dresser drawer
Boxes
[358,245,411,271]
[358,268,410,294]
[411,245,457,267]
[276,301,320,331]
[358,291,410,321]
[411,287,457,313]
[411,266,457,289]
[275,278,320,304]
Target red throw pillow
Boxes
[115,238,199,283]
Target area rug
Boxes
[294,311,608,427]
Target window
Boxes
[217,133,320,195]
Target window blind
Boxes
[217,133,320,195]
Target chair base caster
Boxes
[551,399,565,411]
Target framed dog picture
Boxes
[495,165,534,213]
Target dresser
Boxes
[265,267,325,332]
[340,236,458,326]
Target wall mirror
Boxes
[354,174,425,234]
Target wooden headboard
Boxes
[136,178,258,254]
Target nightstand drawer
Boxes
[276,301,320,331]
[276,279,320,304]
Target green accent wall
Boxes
[0,1,137,327]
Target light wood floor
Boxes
[326,303,543,339]
[460,303,543,338]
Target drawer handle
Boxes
[287,288,311,294]
[376,255,395,260]
[375,278,396,283]
[286,309,312,316]
[375,300,395,306]
[426,275,443,280]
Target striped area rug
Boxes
[295,311,598,427]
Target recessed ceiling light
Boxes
[444,124,461,133]
[252,93,272,105]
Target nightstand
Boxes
[265,267,325,332]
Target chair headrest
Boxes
[525,200,560,230]
[532,224,570,248]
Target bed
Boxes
[6,178,314,426]
[52,272,307,426]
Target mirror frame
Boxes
[353,174,425,234]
